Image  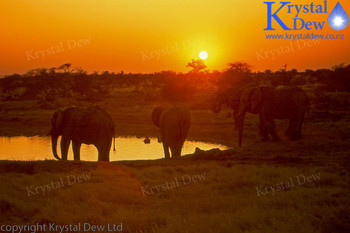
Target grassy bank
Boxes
[0,154,349,233]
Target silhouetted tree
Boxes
[186,59,207,73]
[226,62,252,73]
[329,64,350,91]
[219,61,253,86]
[48,67,57,76]
[57,63,72,73]
[291,74,306,86]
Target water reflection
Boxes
[0,136,228,161]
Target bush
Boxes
[291,75,306,86]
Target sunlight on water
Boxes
[0,136,228,161]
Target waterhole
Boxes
[0,136,228,161]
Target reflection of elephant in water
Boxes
[152,106,191,159]
[50,106,115,162]
[236,86,309,146]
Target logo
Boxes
[328,2,349,30]
[264,1,348,31]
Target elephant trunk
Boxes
[236,112,246,147]
[51,135,61,160]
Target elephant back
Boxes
[159,106,191,143]
[273,86,309,118]
[83,106,114,128]
[74,106,115,142]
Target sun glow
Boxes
[1,0,350,74]
[333,16,344,26]
[199,51,208,60]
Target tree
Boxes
[329,63,350,91]
[57,63,72,73]
[186,59,207,73]
[48,67,57,76]
[219,61,253,86]
[225,62,252,73]
[289,68,298,75]
[24,68,48,77]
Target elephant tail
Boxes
[113,129,116,152]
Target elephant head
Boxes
[236,86,276,146]
[50,110,64,160]
[212,88,236,113]
[211,87,247,126]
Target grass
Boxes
[0,160,349,233]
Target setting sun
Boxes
[199,51,208,60]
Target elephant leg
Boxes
[97,146,109,162]
[97,148,106,162]
[162,142,170,159]
[103,146,110,162]
[285,119,294,138]
[286,120,291,136]
[259,116,269,141]
[258,122,263,137]
[72,141,81,161]
[60,137,70,160]
[96,137,112,162]
[267,120,279,141]
[291,116,304,140]
[260,130,269,141]
[170,143,182,158]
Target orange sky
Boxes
[1,0,350,75]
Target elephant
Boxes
[50,106,115,162]
[211,85,260,129]
[152,106,191,159]
[236,86,310,146]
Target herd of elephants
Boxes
[50,85,310,162]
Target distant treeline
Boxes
[0,62,349,102]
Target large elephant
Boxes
[50,106,115,162]
[152,106,191,159]
[236,86,309,146]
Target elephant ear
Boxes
[152,107,164,127]
[52,110,63,131]
[250,87,263,111]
